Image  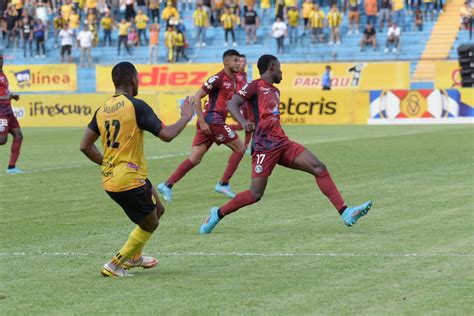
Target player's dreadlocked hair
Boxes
[222,49,240,60]
[112,62,137,88]
[257,55,278,75]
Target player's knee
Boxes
[0,137,7,145]
[313,161,327,174]
[189,157,201,165]
[14,133,23,141]
[156,204,165,219]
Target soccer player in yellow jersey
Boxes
[80,62,194,277]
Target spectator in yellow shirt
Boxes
[135,9,149,46]
[117,18,131,56]
[309,5,325,44]
[61,0,73,21]
[287,6,299,44]
[221,6,238,47]
[164,25,176,63]
[175,30,189,62]
[260,0,270,21]
[101,11,113,46]
[148,0,160,23]
[302,0,314,34]
[162,2,179,27]
[193,3,209,48]
[327,4,342,45]
[53,14,67,48]
[68,9,80,34]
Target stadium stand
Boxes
[1,0,471,92]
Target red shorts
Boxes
[252,141,306,178]
[0,114,20,137]
[192,122,239,148]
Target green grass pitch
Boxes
[1,125,473,314]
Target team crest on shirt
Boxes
[216,134,225,142]
[254,164,263,174]
[239,84,248,96]
[223,82,232,89]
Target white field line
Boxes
[0,251,472,258]
[0,130,423,177]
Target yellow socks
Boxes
[111,226,152,266]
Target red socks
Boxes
[167,159,195,185]
[9,137,22,167]
[219,190,257,217]
[220,150,245,184]
[315,170,346,214]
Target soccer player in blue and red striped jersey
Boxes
[200,54,373,234]
[158,49,247,201]
[0,54,23,174]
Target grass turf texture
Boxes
[0,125,473,315]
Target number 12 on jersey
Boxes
[104,119,121,149]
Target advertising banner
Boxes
[11,93,159,127]
[96,64,222,92]
[253,62,410,90]
[368,89,474,124]
[155,90,369,126]
[278,89,369,125]
[434,61,461,88]
[5,64,77,92]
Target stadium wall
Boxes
[11,89,473,127]
[5,63,473,126]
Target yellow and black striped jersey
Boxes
[88,93,163,192]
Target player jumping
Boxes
[158,49,247,201]
[200,55,372,234]
[0,54,23,174]
[80,62,194,277]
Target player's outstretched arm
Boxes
[158,96,194,142]
[228,94,254,133]
[80,128,103,165]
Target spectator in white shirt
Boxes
[77,26,94,67]
[385,22,401,53]
[272,16,287,54]
[59,24,74,63]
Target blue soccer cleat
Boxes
[341,200,373,226]
[214,183,236,198]
[6,167,23,174]
[200,207,221,234]
[157,182,173,202]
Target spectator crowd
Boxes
[0,0,463,65]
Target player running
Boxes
[80,62,194,277]
[0,54,23,174]
[231,54,254,151]
[200,55,372,234]
[157,49,246,201]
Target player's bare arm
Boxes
[193,88,211,135]
[79,128,103,165]
[158,96,194,142]
[228,94,254,133]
